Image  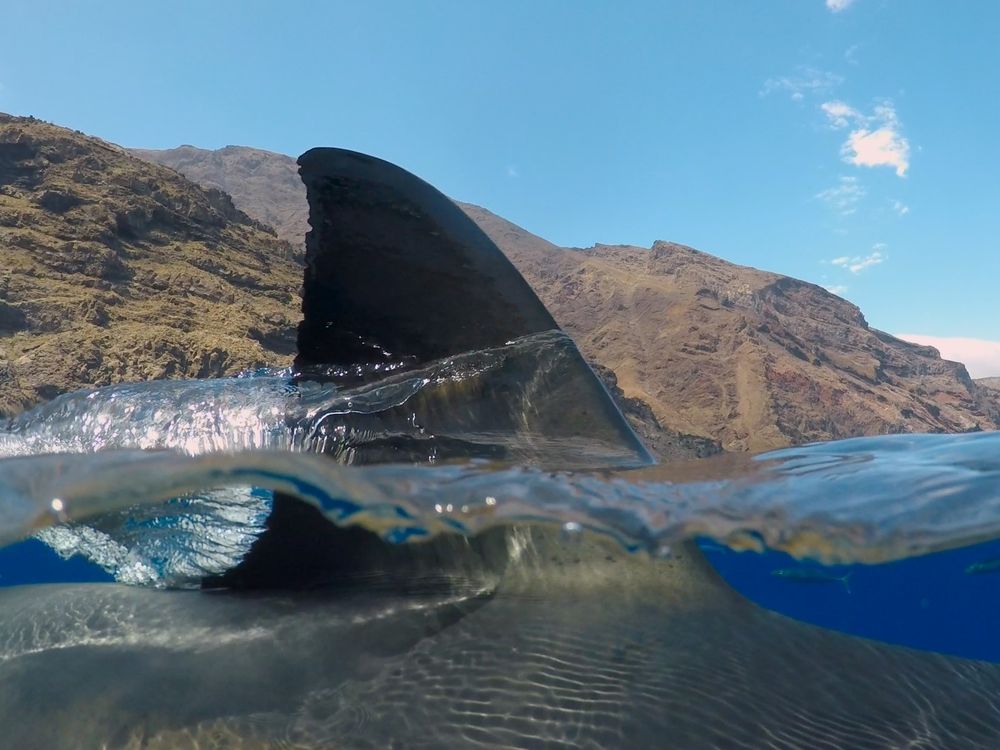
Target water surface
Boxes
[2,344,999,659]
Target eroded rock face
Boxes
[126,143,1000,452]
[0,115,301,417]
[588,362,723,460]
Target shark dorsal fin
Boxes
[296,147,559,371]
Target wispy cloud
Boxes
[891,199,910,216]
[830,243,886,274]
[816,175,866,215]
[844,44,860,65]
[820,100,861,128]
[505,164,519,178]
[895,334,1000,378]
[826,0,858,12]
[822,100,910,177]
[824,284,849,295]
[761,68,843,101]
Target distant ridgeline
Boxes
[979,377,1000,393]
[1,113,996,455]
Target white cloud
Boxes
[505,164,519,178]
[844,45,860,65]
[816,175,866,215]
[824,284,849,295]
[821,100,910,177]
[762,68,843,101]
[843,127,910,176]
[830,244,886,274]
[826,0,858,11]
[895,334,1000,378]
[891,199,910,216]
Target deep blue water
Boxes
[0,539,112,587]
[704,536,1000,662]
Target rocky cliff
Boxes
[135,144,1000,452]
[0,115,302,417]
[480,209,999,451]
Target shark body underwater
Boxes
[2,150,1000,749]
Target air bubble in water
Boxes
[561,521,583,542]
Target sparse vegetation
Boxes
[0,114,301,417]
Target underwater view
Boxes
[0,144,999,748]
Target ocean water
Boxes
[1,339,999,658]
[0,333,1000,750]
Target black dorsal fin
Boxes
[296,148,558,371]
[292,147,653,469]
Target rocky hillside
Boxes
[134,144,1000,452]
[0,115,302,417]
[479,210,1000,451]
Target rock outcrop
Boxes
[978,377,1000,393]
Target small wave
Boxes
[0,430,999,587]
[1,331,647,469]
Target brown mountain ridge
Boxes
[136,143,1000,452]
[1,118,996,457]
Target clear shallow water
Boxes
[1,334,1000,659]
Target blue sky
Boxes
[2,1,999,374]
